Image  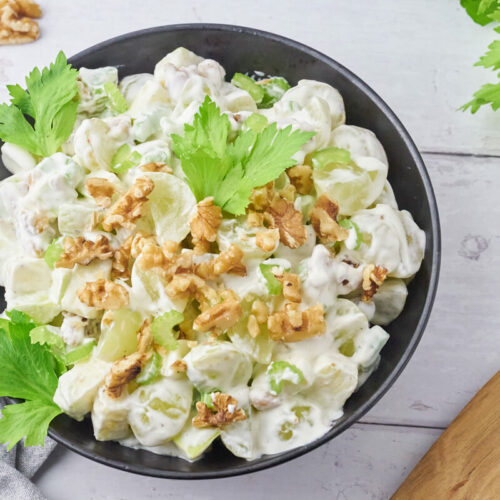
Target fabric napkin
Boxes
[0,398,56,500]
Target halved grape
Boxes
[173,414,220,460]
[95,308,143,362]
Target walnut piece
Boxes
[195,244,246,279]
[193,297,242,332]
[278,183,296,202]
[247,314,260,338]
[255,228,280,253]
[249,182,275,211]
[0,0,40,45]
[246,210,264,228]
[190,197,222,254]
[85,177,116,208]
[361,264,388,302]
[165,273,218,310]
[276,272,302,303]
[140,162,173,174]
[265,197,307,249]
[111,234,134,279]
[77,279,129,310]
[310,194,349,243]
[170,359,187,373]
[102,177,154,231]
[287,164,313,195]
[105,320,153,398]
[56,236,113,269]
[252,300,269,324]
[268,303,326,342]
[192,392,246,429]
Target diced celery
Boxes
[231,73,264,103]
[65,340,96,365]
[151,311,184,350]
[244,113,268,133]
[44,240,64,269]
[111,144,142,174]
[137,351,162,385]
[259,263,283,295]
[267,361,305,395]
[338,218,362,249]
[258,77,291,109]
[306,146,351,169]
[103,81,129,113]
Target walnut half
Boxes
[193,297,242,333]
[0,0,41,45]
[192,392,246,429]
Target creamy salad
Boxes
[0,48,425,460]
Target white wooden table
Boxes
[2,0,499,498]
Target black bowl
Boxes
[0,23,440,479]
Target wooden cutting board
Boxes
[391,371,500,500]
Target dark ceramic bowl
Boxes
[0,24,440,479]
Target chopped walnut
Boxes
[195,244,246,280]
[190,197,222,254]
[85,177,116,208]
[192,392,246,429]
[265,197,307,249]
[165,273,218,310]
[255,228,280,253]
[310,194,349,243]
[140,162,173,173]
[138,240,193,281]
[361,264,388,302]
[102,177,154,231]
[287,164,313,195]
[77,279,129,310]
[250,182,275,211]
[193,297,242,332]
[130,232,157,259]
[32,214,50,233]
[268,303,326,342]
[278,183,297,202]
[247,314,260,338]
[162,240,179,254]
[105,320,153,398]
[0,0,40,45]
[111,234,134,279]
[56,236,113,269]
[276,272,302,303]
[252,300,269,324]
[170,359,187,373]
[246,210,265,228]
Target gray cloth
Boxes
[0,398,56,500]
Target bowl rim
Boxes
[47,22,441,479]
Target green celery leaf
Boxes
[0,51,79,157]
[0,400,62,451]
[460,0,498,25]
[475,39,500,70]
[137,351,162,385]
[151,311,184,350]
[30,326,65,351]
[0,312,60,402]
[267,360,305,395]
[7,84,35,117]
[461,80,500,112]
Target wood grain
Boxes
[391,372,500,499]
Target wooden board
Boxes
[392,372,500,499]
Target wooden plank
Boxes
[362,152,500,428]
[33,424,442,500]
[392,372,500,499]
[0,0,499,155]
